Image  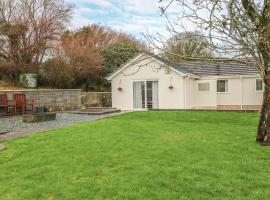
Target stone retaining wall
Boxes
[217,105,261,111]
[0,89,81,111]
[81,92,112,107]
[192,105,261,111]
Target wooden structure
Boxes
[13,94,34,114]
[0,94,13,115]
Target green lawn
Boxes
[1,111,270,200]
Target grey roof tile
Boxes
[149,53,258,76]
[172,62,258,76]
[107,52,259,79]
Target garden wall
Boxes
[81,92,112,107]
[0,89,81,111]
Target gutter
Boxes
[184,73,191,109]
[240,76,243,110]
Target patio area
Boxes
[0,112,125,141]
[0,89,82,117]
[0,89,123,141]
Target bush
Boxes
[0,62,22,82]
[39,58,75,88]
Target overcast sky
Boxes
[65,0,174,39]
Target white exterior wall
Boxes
[194,79,217,108]
[193,76,263,108]
[242,77,263,106]
[216,77,263,106]
[217,78,242,105]
[185,78,195,108]
[111,55,185,110]
[109,54,263,110]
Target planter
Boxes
[118,87,123,91]
[23,112,56,123]
[35,107,49,113]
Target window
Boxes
[198,83,210,91]
[217,80,228,93]
[256,79,263,92]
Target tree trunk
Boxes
[257,84,270,145]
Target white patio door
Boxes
[151,81,159,109]
[133,81,146,109]
[133,81,159,109]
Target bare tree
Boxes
[164,31,214,62]
[150,0,270,145]
[49,24,144,91]
[0,0,72,72]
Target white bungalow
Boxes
[106,53,263,110]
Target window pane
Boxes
[133,81,145,109]
[217,80,228,92]
[198,83,210,91]
[256,79,263,91]
[147,81,153,109]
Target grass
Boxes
[0,111,270,200]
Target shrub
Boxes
[0,62,22,82]
[39,58,75,88]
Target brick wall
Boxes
[81,92,112,107]
[0,89,81,111]
[217,105,261,111]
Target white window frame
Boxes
[217,80,229,93]
[255,79,264,92]
[132,79,159,110]
[198,82,210,92]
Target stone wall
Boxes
[81,92,112,107]
[217,105,261,111]
[0,89,81,111]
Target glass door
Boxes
[146,81,159,109]
[133,81,158,109]
[133,81,146,109]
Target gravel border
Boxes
[0,112,127,141]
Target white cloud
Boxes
[76,7,107,15]
[121,0,180,15]
[69,9,94,29]
[65,0,184,40]
[132,16,165,26]
[66,0,114,8]
[123,0,161,14]
[109,15,168,40]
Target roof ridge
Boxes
[107,52,258,79]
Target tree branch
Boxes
[241,0,261,27]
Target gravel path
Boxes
[0,112,125,141]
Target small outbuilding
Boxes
[106,53,263,110]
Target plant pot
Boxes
[169,85,174,89]
[118,87,123,91]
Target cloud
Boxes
[66,0,114,8]
[132,16,165,27]
[65,0,181,39]
[76,7,107,15]
[123,0,161,14]
[69,8,94,29]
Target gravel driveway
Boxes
[0,112,125,141]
